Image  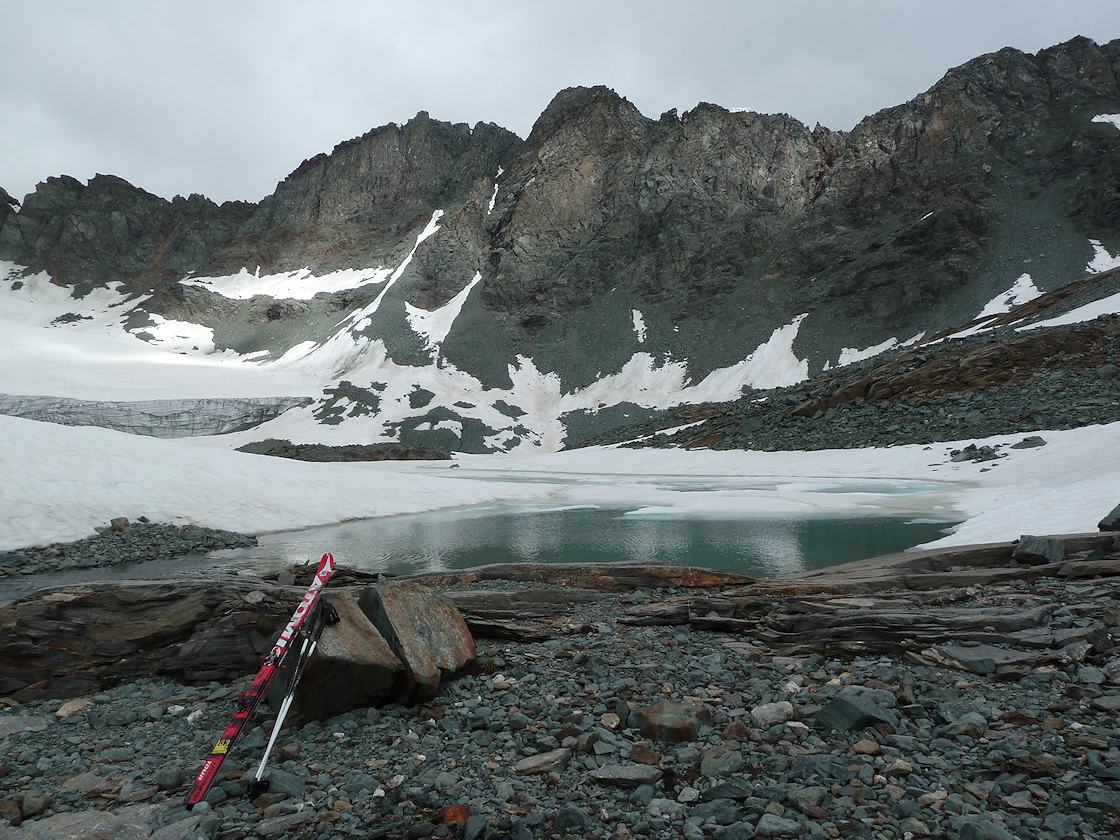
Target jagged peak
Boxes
[86,173,163,199]
[680,101,811,133]
[527,85,647,144]
[279,110,520,185]
[844,33,1117,142]
[930,34,1113,96]
[0,186,17,208]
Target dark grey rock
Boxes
[700,747,744,777]
[754,812,801,837]
[957,816,1017,840]
[813,687,900,732]
[260,767,305,798]
[588,762,663,788]
[1013,535,1066,565]
[554,804,592,831]
[1099,503,1120,532]
[943,712,987,739]
[154,766,184,790]
[462,814,491,840]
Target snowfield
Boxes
[1,413,1116,553]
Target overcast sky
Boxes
[3,1,1117,204]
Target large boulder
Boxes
[286,593,406,721]
[359,582,475,701]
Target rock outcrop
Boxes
[0,175,253,287]
[235,438,451,461]
[0,580,474,709]
[289,593,405,721]
[204,113,522,276]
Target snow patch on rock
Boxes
[1087,239,1120,274]
[631,309,647,343]
[405,271,483,356]
[837,338,898,367]
[181,266,393,300]
[975,273,1041,320]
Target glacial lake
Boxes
[210,503,956,578]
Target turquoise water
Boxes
[212,504,955,578]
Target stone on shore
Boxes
[514,748,571,775]
[750,700,794,728]
[54,698,91,719]
[588,763,663,788]
[814,686,899,732]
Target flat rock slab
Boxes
[0,581,300,700]
[405,563,754,592]
[924,643,1039,675]
[589,762,663,788]
[0,580,475,711]
[359,582,475,701]
[60,771,120,796]
[1091,694,1120,712]
[1059,557,1120,578]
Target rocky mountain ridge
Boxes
[1,36,1119,452]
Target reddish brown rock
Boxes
[629,741,662,765]
[630,702,712,744]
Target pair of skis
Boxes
[185,553,338,807]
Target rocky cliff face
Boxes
[1,37,1118,451]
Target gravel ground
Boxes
[2,579,1119,839]
[0,521,256,578]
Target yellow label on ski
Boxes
[213,738,231,755]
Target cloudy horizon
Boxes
[3,1,1117,205]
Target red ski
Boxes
[185,552,336,806]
